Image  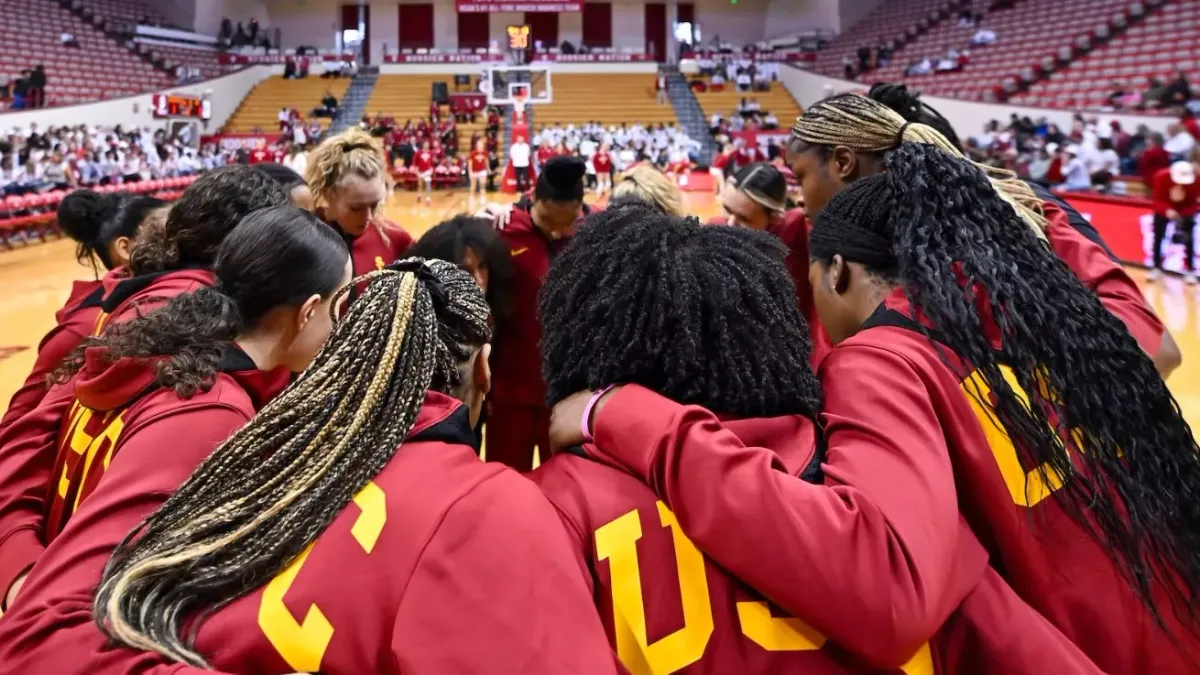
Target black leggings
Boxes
[1153,213,1196,271]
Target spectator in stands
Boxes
[1027,148,1053,186]
[857,45,870,71]
[1165,123,1197,161]
[736,70,752,92]
[283,56,297,80]
[1062,145,1092,190]
[60,30,78,48]
[510,135,532,193]
[43,150,74,190]
[763,112,779,130]
[28,65,46,109]
[843,56,855,79]
[711,70,727,88]
[1164,70,1192,107]
[656,73,668,104]
[1088,138,1120,192]
[907,57,933,76]
[936,50,961,73]
[958,8,976,26]
[1149,161,1198,283]
[971,24,997,46]
[754,67,770,91]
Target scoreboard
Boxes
[152,94,211,120]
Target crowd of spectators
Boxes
[690,56,780,93]
[1107,70,1196,113]
[0,123,219,196]
[218,17,271,50]
[708,98,781,138]
[531,121,700,172]
[0,66,49,110]
[961,110,1199,195]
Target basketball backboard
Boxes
[485,65,552,107]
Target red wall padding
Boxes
[398,3,434,50]
[457,11,489,51]
[582,2,612,48]
[525,11,559,48]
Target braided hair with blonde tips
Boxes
[93,258,491,667]
[790,93,1048,234]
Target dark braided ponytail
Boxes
[50,206,349,398]
[811,143,1200,631]
[93,258,491,667]
[540,204,822,420]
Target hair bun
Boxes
[867,82,922,121]
[56,189,105,244]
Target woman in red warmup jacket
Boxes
[486,156,587,471]
[0,191,166,438]
[0,166,290,609]
[715,162,831,365]
[0,259,615,675]
[306,127,413,278]
[553,145,1200,675]
[863,85,1180,374]
[535,204,1101,675]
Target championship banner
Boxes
[1061,192,1199,273]
[457,0,581,11]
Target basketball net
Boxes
[513,93,528,125]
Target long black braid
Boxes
[811,143,1200,631]
[540,203,822,420]
[93,258,491,666]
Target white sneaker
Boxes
[1147,269,1162,282]
[1187,273,1198,285]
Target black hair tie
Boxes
[386,258,449,310]
[894,121,914,150]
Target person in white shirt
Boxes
[1164,124,1196,159]
[1062,147,1092,190]
[736,72,752,92]
[972,28,997,45]
[764,113,779,129]
[1087,138,1121,190]
[908,58,933,76]
[60,31,78,47]
[510,136,532,192]
[753,68,770,91]
[712,72,727,87]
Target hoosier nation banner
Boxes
[457,0,581,10]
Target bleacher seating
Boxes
[75,0,176,29]
[1014,0,1200,109]
[812,0,954,78]
[366,75,494,143]
[139,43,232,81]
[0,0,173,107]
[869,0,1134,102]
[533,74,677,126]
[223,76,351,134]
[694,82,803,130]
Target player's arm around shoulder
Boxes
[389,468,617,674]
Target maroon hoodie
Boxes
[577,385,1105,674]
[0,275,110,438]
[0,267,221,601]
[0,392,617,675]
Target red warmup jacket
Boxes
[0,267,215,600]
[1139,146,1172,187]
[580,386,1103,674]
[0,273,111,438]
[1042,201,1166,358]
[0,392,617,675]
[326,218,413,298]
[492,208,567,407]
[1152,167,1200,218]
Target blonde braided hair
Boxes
[93,259,491,667]
[791,94,1048,234]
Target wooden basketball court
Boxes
[1,189,1198,434]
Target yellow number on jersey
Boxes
[258,481,387,672]
[595,501,933,674]
[961,366,1069,507]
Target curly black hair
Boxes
[407,215,513,327]
[129,165,289,276]
[811,143,1200,632]
[54,206,349,397]
[540,203,822,419]
[57,191,167,273]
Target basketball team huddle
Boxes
[0,83,1197,675]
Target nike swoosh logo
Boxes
[511,247,529,257]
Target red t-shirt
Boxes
[592,152,612,173]
[536,147,556,166]
[469,150,489,173]
[712,152,733,170]
[414,151,434,173]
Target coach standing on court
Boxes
[509,135,532,193]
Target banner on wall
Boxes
[200,134,283,152]
[729,130,791,153]
[690,51,816,63]
[457,1,582,11]
[1061,192,1199,273]
[383,52,650,64]
[218,53,353,65]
